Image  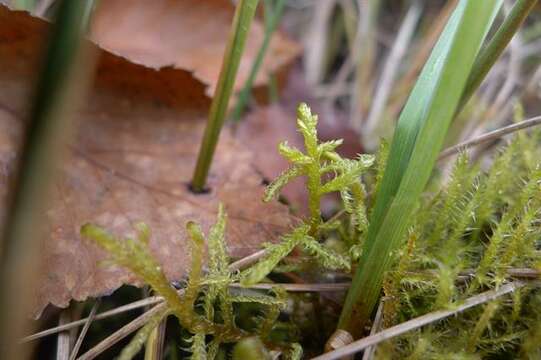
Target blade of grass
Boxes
[191,0,260,192]
[232,0,286,122]
[337,0,503,335]
[459,0,538,112]
[0,1,97,358]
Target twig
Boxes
[230,282,350,292]
[21,296,162,343]
[69,300,100,360]
[25,247,267,343]
[350,0,382,128]
[144,316,167,360]
[361,301,384,360]
[24,264,541,343]
[311,282,524,360]
[229,249,268,270]
[76,302,168,360]
[57,309,72,360]
[439,115,541,159]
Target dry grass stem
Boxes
[69,300,100,360]
[439,115,541,159]
[313,282,525,360]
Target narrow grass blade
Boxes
[191,0,260,191]
[459,0,538,112]
[337,0,502,334]
[232,0,286,122]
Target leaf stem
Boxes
[191,0,260,192]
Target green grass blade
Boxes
[459,0,538,112]
[191,0,260,192]
[337,0,502,334]
[232,0,286,122]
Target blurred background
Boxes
[4,0,541,153]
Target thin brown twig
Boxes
[71,242,309,359]
[57,310,72,360]
[24,265,541,343]
[21,296,163,343]
[361,301,384,360]
[311,282,524,360]
[25,246,266,343]
[230,282,350,292]
[76,302,169,360]
[69,300,100,360]
[229,249,268,270]
[439,115,541,159]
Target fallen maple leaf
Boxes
[89,0,300,97]
[0,5,294,318]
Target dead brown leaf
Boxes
[235,105,309,215]
[89,0,301,97]
[0,5,293,317]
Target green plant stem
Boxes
[232,0,286,122]
[0,0,96,358]
[191,0,260,192]
[307,164,322,235]
[459,0,538,111]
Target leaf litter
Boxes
[89,0,300,97]
[0,4,296,317]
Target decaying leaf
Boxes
[235,105,309,215]
[89,0,300,97]
[0,5,294,317]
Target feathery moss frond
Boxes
[83,203,298,356]
[241,225,309,285]
[253,103,374,286]
[287,343,303,360]
[263,166,303,202]
[279,141,312,165]
[80,223,214,333]
[378,132,541,357]
[300,238,350,270]
[189,333,207,360]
